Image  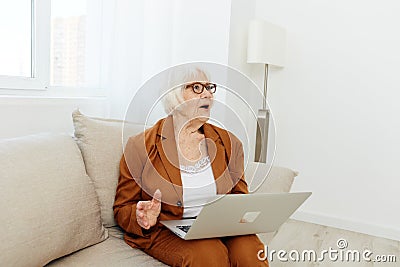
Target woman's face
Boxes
[179,72,214,121]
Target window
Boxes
[0,0,32,78]
[0,0,104,95]
[0,0,49,91]
[50,0,102,89]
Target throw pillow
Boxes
[0,133,108,266]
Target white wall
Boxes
[255,0,400,240]
[169,0,231,65]
[0,96,107,139]
[227,0,256,162]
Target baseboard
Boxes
[291,210,400,241]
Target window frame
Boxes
[0,0,50,91]
[0,0,106,97]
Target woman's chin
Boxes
[198,116,209,122]
[188,114,209,123]
[173,109,211,122]
[196,110,211,121]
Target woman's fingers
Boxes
[142,220,149,229]
[136,201,144,210]
[136,209,149,229]
[138,190,162,211]
[137,200,152,210]
[138,219,149,229]
[152,189,162,205]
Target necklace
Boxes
[179,156,211,174]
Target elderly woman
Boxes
[113,67,268,267]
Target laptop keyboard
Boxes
[176,225,191,233]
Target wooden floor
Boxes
[265,219,399,267]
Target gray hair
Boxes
[162,66,210,115]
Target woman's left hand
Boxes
[136,189,162,230]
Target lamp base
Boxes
[254,109,270,163]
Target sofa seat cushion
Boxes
[0,133,108,266]
[107,225,125,240]
[46,236,167,267]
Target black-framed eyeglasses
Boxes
[185,82,217,94]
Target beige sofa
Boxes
[0,110,298,266]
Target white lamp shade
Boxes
[247,19,286,67]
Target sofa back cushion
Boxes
[72,109,145,227]
[0,133,108,266]
[245,162,298,193]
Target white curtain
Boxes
[98,0,233,120]
[100,0,144,119]
[99,0,176,120]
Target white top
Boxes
[180,156,217,218]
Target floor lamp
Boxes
[247,19,286,163]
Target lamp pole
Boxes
[247,19,286,163]
[254,64,270,163]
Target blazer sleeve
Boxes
[113,136,156,237]
[228,135,249,194]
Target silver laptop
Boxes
[160,192,311,240]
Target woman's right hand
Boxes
[136,189,162,230]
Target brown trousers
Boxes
[143,228,269,267]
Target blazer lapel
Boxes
[203,123,234,194]
[155,116,182,188]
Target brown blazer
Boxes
[113,115,248,249]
